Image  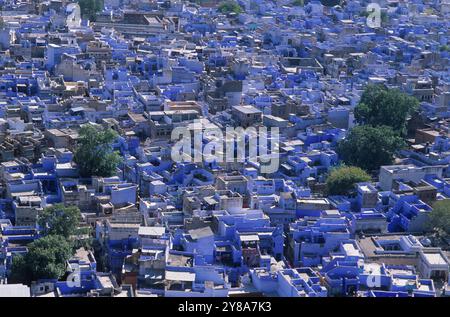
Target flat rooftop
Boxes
[422,252,448,266]
[233,105,262,114]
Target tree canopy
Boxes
[9,235,73,285]
[337,125,406,171]
[292,0,305,6]
[354,84,419,134]
[218,1,243,14]
[326,166,371,196]
[73,125,121,178]
[319,0,341,6]
[427,200,450,236]
[38,204,81,239]
[77,0,103,21]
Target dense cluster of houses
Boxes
[0,0,449,297]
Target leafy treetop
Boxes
[337,125,406,172]
[427,200,450,237]
[9,235,73,285]
[73,125,122,178]
[354,84,419,135]
[218,1,243,14]
[38,204,81,239]
[326,165,371,196]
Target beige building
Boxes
[231,105,262,128]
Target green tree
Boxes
[426,200,450,237]
[326,166,371,196]
[218,1,243,14]
[381,11,389,23]
[73,125,121,177]
[72,226,93,250]
[320,0,340,6]
[292,0,305,6]
[354,84,419,134]
[8,255,31,284]
[440,45,450,52]
[337,125,406,171]
[77,0,103,21]
[9,235,73,285]
[38,204,81,239]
